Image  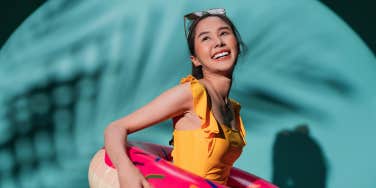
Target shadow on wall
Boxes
[272,124,328,188]
[0,70,101,188]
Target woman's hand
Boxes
[118,164,151,188]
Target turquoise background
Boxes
[0,0,375,187]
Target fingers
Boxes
[142,179,152,188]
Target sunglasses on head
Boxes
[184,8,226,39]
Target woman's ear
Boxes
[190,55,201,67]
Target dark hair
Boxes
[187,14,246,79]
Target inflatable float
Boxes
[88,141,278,188]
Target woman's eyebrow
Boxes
[197,26,231,38]
[197,31,210,38]
[218,26,231,31]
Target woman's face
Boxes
[191,16,239,76]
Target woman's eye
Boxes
[201,36,210,41]
[220,31,229,36]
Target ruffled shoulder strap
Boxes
[230,99,247,144]
[180,75,219,135]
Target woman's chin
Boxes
[211,59,236,70]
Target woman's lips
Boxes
[212,53,231,62]
[212,49,231,59]
[212,50,231,60]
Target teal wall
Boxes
[0,0,375,187]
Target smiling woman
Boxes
[87,8,273,188]
[1,0,375,188]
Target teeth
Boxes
[213,51,229,59]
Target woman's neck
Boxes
[201,73,233,102]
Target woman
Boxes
[104,8,246,187]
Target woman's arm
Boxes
[104,82,192,188]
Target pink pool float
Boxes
[88,141,278,188]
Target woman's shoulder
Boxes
[168,79,193,100]
[180,75,200,85]
[179,75,206,95]
[180,74,206,91]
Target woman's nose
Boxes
[214,37,225,48]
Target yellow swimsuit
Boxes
[171,75,247,185]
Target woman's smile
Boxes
[212,49,231,61]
